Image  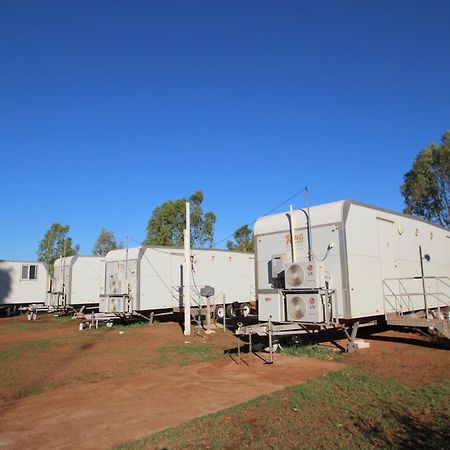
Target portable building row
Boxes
[1,247,256,321]
[4,199,448,340]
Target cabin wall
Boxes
[344,204,450,318]
[139,249,256,311]
[140,249,173,310]
[0,261,48,305]
[187,251,255,307]
[69,258,105,305]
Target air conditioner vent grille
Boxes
[287,295,306,320]
[285,264,304,287]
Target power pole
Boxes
[184,202,191,336]
[289,204,296,263]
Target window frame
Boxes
[20,264,38,280]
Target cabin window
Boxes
[21,265,38,280]
[29,265,37,279]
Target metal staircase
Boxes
[385,313,450,339]
[383,276,450,341]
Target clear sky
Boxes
[1,0,449,260]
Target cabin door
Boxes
[377,219,398,307]
[170,253,184,309]
[377,219,397,279]
[63,266,71,306]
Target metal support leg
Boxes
[267,317,274,364]
[344,321,359,353]
[223,295,226,331]
[268,329,274,364]
[248,332,252,366]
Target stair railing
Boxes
[383,276,450,320]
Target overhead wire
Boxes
[194,186,307,256]
[117,187,308,303]
[122,186,307,255]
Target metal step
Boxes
[386,313,450,339]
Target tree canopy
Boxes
[92,228,122,256]
[144,190,216,248]
[401,131,450,228]
[226,224,254,252]
[37,223,79,274]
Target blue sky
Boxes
[1,0,449,260]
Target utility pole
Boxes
[419,245,428,318]
[289,205,296,263]
[305,186,312,260]
[184,202,191,336]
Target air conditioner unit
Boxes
[109,277,129,295]
[99,296,128,314]
[284,261,325,290]
[285,293,324,322]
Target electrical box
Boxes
[258,291,284,322]
[200,286,215,297]
[270,255,285,279]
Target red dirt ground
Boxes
[0,317,448,449]
[339,328,450,384]
[0,354,342,450]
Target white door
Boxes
[377,219,397,281]
[377,219,399,312]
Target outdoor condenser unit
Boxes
[109,278,129,295]
[100,296,129,314]
[283,261,325,290]
[285,293,323,322]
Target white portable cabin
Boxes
[255,200,450,325]
[0,260,48,308]
[49,256,105,308]
[100,246,255,315]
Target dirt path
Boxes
[0,354,342,450]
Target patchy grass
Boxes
[0,324,114,402]
[281,343,342,361]
[0,317,231,402]
[0,347,19,360]
[157,343,224,366]
[117,368,450,450]
[0,333,105,355]
[112,321,156,330]
[0,315,77,338]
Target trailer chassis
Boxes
[235,318,362,360]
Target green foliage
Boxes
[37,223,79,274]
[144,190,216,248]
[92,227,122,256]
[226,224,254,252]
[401,131,450,227]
